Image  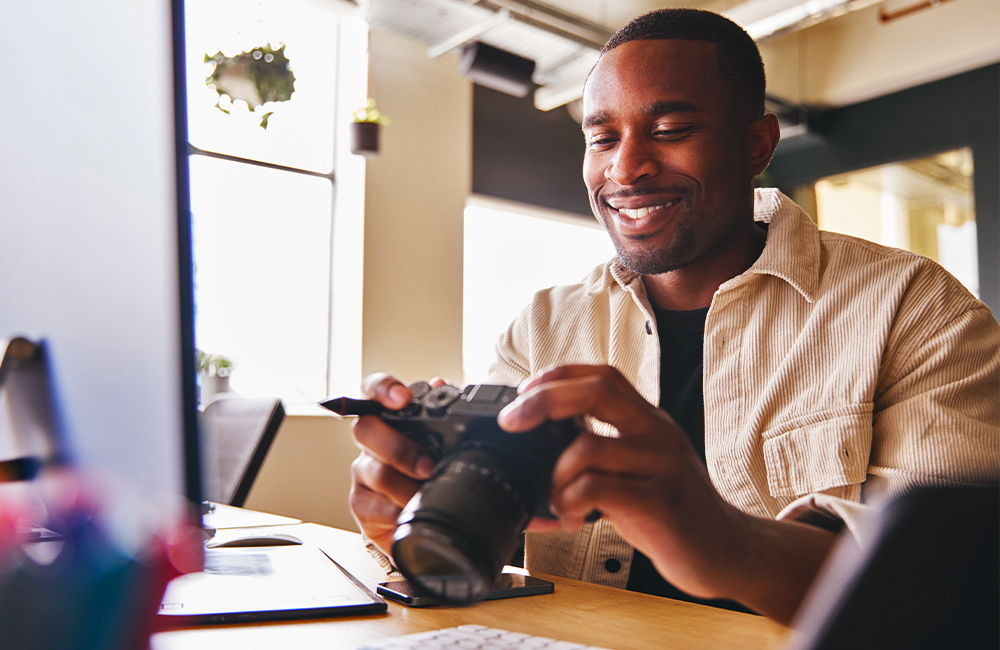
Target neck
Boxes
[642,223,767,311]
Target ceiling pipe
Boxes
[878,0,957,23]
[426,8,510,58]
[473,0,612,50]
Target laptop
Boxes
[199,395,286,508]
[159,543,386,623]
[160,396,386,623]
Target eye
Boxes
[653,125,694,139]
[586,133,618,151]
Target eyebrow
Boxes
[582,100,702,129]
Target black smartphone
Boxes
[377,574,554,607]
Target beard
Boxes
[602,192,700,275]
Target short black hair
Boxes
[601,8,766,118]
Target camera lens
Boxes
[391,522,492,604]
[392,447,533,605]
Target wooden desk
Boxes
[152,522,791,650]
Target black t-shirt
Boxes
[624,304,754,614]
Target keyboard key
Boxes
[357,626,612,650]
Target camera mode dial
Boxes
[423,385,462,416]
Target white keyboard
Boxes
[357,624,613,649]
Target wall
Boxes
[361,29,472,385]
[760,0,1000,107]
[245,30,473,527]
[244,414,359,531]
[473,85,592,218]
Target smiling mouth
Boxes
[608,197,682,219]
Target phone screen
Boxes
[377,574,554,607]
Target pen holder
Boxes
[0,478,203,650]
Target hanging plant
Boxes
[204,43,295,130]
[350,98,389,157]
[350,98,389,125]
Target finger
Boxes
[428,377,449,388]
[361,372,412,409]
[517,364,606,394]
[499,367,672,437]
[349,483,403,554]
[351,452,424,509]
[525,517,563,533]
[349,482,405,529]
[550,469,652,529]
[551,432,681,488]
[352,417,435,479]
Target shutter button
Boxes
[645,321,652,335]
[604,558,621,573]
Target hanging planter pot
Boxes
[350,99,389,158]
[350,121,381,158]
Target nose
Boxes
[605,135,658,185]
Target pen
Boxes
[320,397,386,417]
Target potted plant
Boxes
[350,98,389,157]
[204,43,296,130]
[197,351,235,404]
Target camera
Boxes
[326,382,577,605]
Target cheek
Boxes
[587,193,607,228]
[583,155,604,192]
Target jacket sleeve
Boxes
[864,264,1000,506]
[783,265,1000,538]
[487,302,534,387]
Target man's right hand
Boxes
[349,373,437,558]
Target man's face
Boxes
[582,39,758,276]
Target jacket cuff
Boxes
[363,535,405,579]
[776,493,882,547]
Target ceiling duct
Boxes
[723,0,885,41]
[475,0,612,50]
[459,41,537,98]
[766,94,825,151]
[361,0,605,109]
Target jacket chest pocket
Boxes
[761,403,873,498]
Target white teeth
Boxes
[613,198,681,219]
[618,204,662,219]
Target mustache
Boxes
[601,186,692,201]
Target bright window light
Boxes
[463,200,617,384]
[812,147,978,297]
[190,156,333,402]
[184,0,353,406]
[185,0,340,173]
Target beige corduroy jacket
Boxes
[487,188,1000,589]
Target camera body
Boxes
[381,382,576,517]
[379,382,578,605]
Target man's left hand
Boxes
[497,364,836,624]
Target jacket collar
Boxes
[589,188,821,303]
[745,188,821,303]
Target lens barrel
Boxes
[392,447,533,605]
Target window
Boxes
[184,0,366,405]
[463,198,617,383]
[795,148,978,297]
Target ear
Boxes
[748,113,780,177]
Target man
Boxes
[349,9,999,624]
